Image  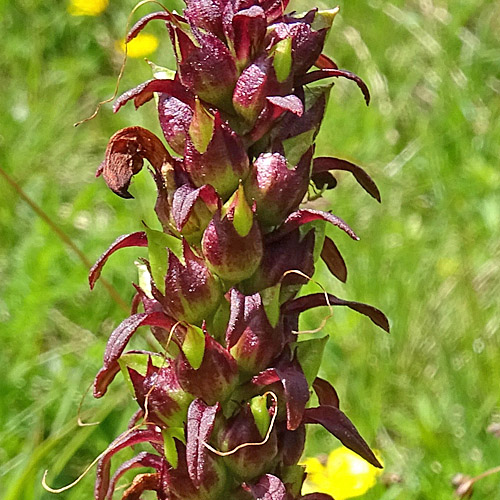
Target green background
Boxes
[1,0,499,498]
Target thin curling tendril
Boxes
[42,321,179,493]
[74,0,170,127]
[77,380,101,427]
[203,392,278,457]
[281,269,335,335]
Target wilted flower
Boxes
[302,447,383,499]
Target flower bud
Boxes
[128,357,192,428]
[172,26,238,110]
[226,288,285,373]
[202,205,263,283]
[171,183,220,242]
[244,147,313,229]
[163,240,222,325]
[158,93,194,155]
[175,331,238,405]
[184,111,250,200]
[233,56,291,124]
[218,404,278,480]
[268,8,339,76]
[165,440,227,500]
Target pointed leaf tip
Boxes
[303,406,382,468]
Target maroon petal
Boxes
[267,209,358,244]
[126,11,173,42]
[186,399,220,487]
[261,0,290,22]
[297,69,371,105]
[95,428,164,500]
[313,157,381,202]
[252,359,309,431]
[303,406,382,468]
[313,377,340,409]
[106,452,163,500]
[247,95,304,144]
[244,474,287,500]
[158,93,194,155]
[89,232,147,289]
[230,6,267,64]
[320,236,347,283]
[315,53,338,70]
[94,311,177,398]
[285,292,390,332]
[185,0,226,39]
[114,79,192,114]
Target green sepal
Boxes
[311,7,340,31]
[296,336,328,386]
[181,323,205,370]
[260,283,281,328]
[146,59,176,80]
[250,395,271,438]
[144,226,183,294]
[205,300,231,343]
[162,427,186,469]
[188,98,215,154]
[230,184,253,237]
[135,260,153,299]
[118,352,165,394]
[299,219,326,263]
[272,37,293,83]
[282,129,316,169]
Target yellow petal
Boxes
[117,34,160,59]
[302,447,383,500]
[68,0,108,16]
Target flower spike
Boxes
[85,1,388,498]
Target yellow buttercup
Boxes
[68,0,108,16]
[302,447,383,499]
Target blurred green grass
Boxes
[1,0,499,498]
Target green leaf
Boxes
[145,226,183,294]
[261,283,281,328]
[182,324,205,370]
[296,336,328,386]
[272,37,293,83]
[282,129,316,168]
[250,395,271,438]
[232,184,253,237]
[188,98,215,154]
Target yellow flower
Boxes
[302,447,383,500]
[117,34,160,59]
[68,0,108,16]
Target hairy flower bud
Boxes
[128,357,192,428]
[245,147,313,229]
[184,112,250,200]
[218,404,278,480]
[162,241,222,325]
[175,331,238,405]
[202,207,263,283]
